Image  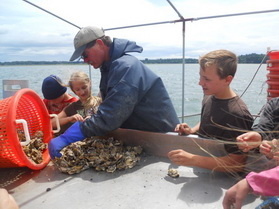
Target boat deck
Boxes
[0,130,266,209]
[1,156,263,209]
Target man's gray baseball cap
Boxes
[69,26,105,61]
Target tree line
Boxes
[0,53,268,66]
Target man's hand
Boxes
[48,122,85,158]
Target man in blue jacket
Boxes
[49,26,180,158]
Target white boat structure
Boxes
[0,1,279,208]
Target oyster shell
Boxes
[19,130,47,164]
[53,137,143,175]
[168,168,179,178]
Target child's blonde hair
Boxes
[68,71,102,112]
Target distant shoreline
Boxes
[0,53,268,65]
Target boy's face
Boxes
[198,64,231,98]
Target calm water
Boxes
[0,63,268,126]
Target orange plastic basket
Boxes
[0,88,52,170]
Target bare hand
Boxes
[260,140,274,159]
[168,149,194,166]
[0,188,19,209]
[222,178,251,209]
[84,116,91,120]
[69,114,84,123]
[174,123,192,135]
[236,131,262,152]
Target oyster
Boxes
[19,130,47,164]
[168,168,179,178]
[53,137,143,175]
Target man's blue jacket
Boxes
[81,38,180,136]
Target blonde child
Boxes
[52,71,102,134]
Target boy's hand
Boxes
[174,123,192,135]
[167,149,194,166]
[236,131,262,152]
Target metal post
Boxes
[22,0,81,29]
[166,0,186,122]
[181,21,185,122]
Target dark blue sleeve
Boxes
[253,98,279,140]
[81,79,139,136]
[80,57,146,136]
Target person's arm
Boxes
[253,98,279,140]
[191,122,200,134]
[223,166,279,209]
[168,149,246,172]
[246,166,279,196]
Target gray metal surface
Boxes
[1,129,264,209]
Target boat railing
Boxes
[22,0,279,123]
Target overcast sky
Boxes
[1,0,279,62]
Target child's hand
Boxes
[167,149,195,166]
[174,123,192,135]
[84,116,91,120]
[260,139,279,161]
[236,131,262,152]
[70,114,84,122]
[260,140,273,159]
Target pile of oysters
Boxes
[18,130,47,164]
[52,137,143,175]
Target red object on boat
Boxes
[267,51,279,100]
[267,60,279,68]
[0,88,52,170]
[268,50,279,60]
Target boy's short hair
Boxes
[199,49,237,79]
